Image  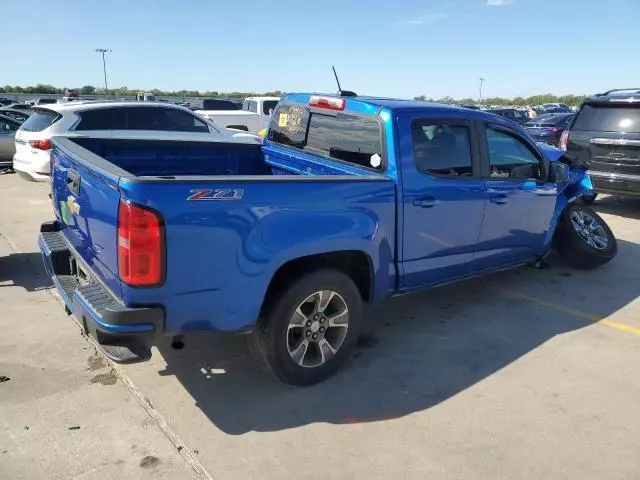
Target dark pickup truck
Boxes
[39,93,617,386]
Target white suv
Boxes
[13,101,260,182]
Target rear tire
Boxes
[555,204,616,270]
[249,270,362,387]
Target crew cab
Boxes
[39,93,617,386]
[195,96,279,134]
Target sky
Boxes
[3,0,640,99]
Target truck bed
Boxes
[45,137,396,344]
[72,137,271,177]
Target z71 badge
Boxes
[187,189,244,201]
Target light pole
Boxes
[478,77,485,103]
[95,48,111,97]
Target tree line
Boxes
[412,94,588,107]
[0,84,283,98]
[0,84,588,106]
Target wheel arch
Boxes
[260,250,374,318]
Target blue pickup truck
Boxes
[39,93,617,386]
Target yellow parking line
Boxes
[508,292,640,336]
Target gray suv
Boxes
[562,88,640,202]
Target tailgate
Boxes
[50,138,124,299]
[570,130,640,176]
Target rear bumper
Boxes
[13,152,51,182]
[38,221,164,347]
[589,171,640,197]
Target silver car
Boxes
[0,114,20,168]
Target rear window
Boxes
[268,103,384,170]
[263,100,278,115]
[573,104,640,133]
[19,110,60,132]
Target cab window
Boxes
[486,126,542,179]
[412,122,473,177]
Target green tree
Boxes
[80,85,96,95]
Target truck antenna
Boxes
[332,66,357,97]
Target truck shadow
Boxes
[156,239,640,435]
[0,251,52,292]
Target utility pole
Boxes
[95,48,112,97]
[478,77,485,103]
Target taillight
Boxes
[545,127,560,133]
[309,95,346,111]
[559,130,570,151]
[117,200,164,286]
[29,139,51,150]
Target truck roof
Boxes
[283,93,493,119]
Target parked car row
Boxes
[524,113,574,147]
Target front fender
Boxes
[545,169,594,247]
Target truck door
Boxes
[399,116,486,288]
[475,122,558,269]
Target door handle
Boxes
[413,197,439,208]
[490,193,509,204]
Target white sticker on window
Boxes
[370,153,382,168]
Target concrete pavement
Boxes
[0,179,202,480]
[1,174,640,479]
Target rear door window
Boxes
[162,108,210,132]
[18,110,60,132]
[573,105,640,133]
[75,109,114,130]
[124,107,172,131]
[412,122,473,177]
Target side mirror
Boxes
[549,160,569,183]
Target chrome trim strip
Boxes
[590,138,640,146]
